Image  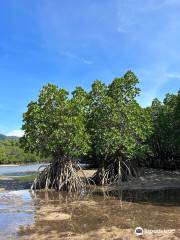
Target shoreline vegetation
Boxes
[19,71,180,192]
[0,71,179,192]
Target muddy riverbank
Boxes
[0,165,180,239]
[18,189,180,240]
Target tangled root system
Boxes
[92,159,138,186]
[31,158,91,192]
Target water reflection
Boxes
[18,188,180,239]
[0,190,34,240]
[31,187,180,206]
[0,187,179,239]
[93,188,180,206]
[0,163,48,176]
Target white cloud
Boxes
[155,0,180,9]
[164,72,180,79]
[117,21,136,33]
[63,51,93,65]
[137,66,180,107]
[116,4,138,33]
[115,0,180,107]
[7,130,24,137]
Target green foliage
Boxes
[0,134,8,141]
[146,91,180,169]
[20,71,180,171]
[0,139,41,164]
[21,84,91,160]
[87,80,113,157]
[87,71,152,165]
[0,134,18,141]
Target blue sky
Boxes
[0,0,180,136]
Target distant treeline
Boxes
[0,133,18,141]
[140,93,180,170]
[84,88,180,171]
[0,139,44,164]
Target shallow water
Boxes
[0,165,180,239]
[0,190,34,240]
[0,188,180,239]
[0,163,48,176]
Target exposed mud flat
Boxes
[121,168,180,190]
[0,166,180,240]
[19,227,180,240]
[18,189,180,240]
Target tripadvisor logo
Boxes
[134,227,144,236]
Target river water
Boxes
[0,164,180,240]
[0,163,47,176]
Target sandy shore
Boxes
[0,162,47,167]
[20,227,180,240]
[1,167,180,240]
[1,168,180,192]
[19,197,180,240]
[81,168,180,191]
[0,164,20,167]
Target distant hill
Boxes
[0,134,43,164]
[0,134,8,141]
[0,133,19,141]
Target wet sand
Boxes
[0,167,180,240]
[111,168,180,191]
[20,228,180,240]
[18,190,180,240]
[82,168,180,191]
[0,164,20,167]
